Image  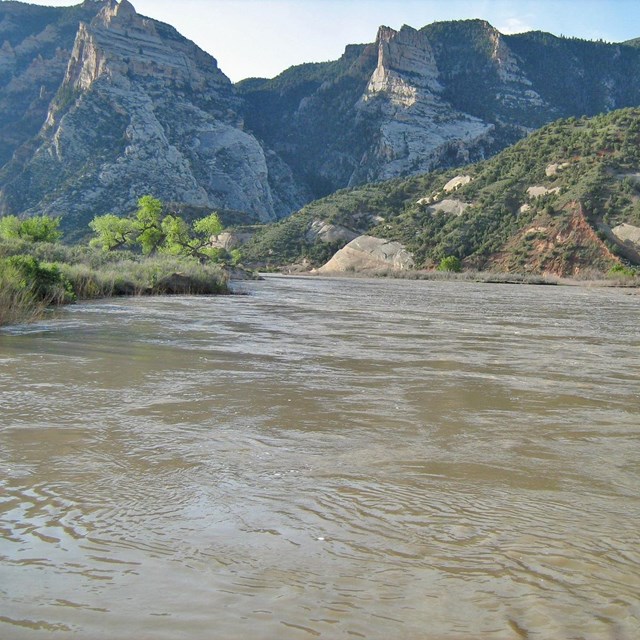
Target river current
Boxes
[1,276,639,639]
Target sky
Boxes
[19,0,640,81]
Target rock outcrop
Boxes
[611,223,640,262]
[0,0,306,230]
[305,220,359,244]
[0,0,107,167]
[351,26,492,185]
[317,235,414,273]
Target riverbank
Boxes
[277,264,640,289]
[0,239,233,327]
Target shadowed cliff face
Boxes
[0,0,109,167]
[0,0,307,230]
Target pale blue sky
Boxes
[20,0,640,81]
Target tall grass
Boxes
[59,255,230,298]
[0,239,231,327]
[0,278,47,326]
[0,254,75,326]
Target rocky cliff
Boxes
[0,0,105,168]
[240,20,640,201]
[0,0,306,232]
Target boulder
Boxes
[443,175,472,192]
[611,223,640,262]
[425,198,469,216]
[317,235,414,273]
[527,185,560,198]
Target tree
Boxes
[0,215,62,243]
[89,214,138,251]
[162,212,226,263]
[135,195,164,255]
[88,196,227,263]
[0,215,21,240]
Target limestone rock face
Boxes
[0,0,305,230]
[318,235,414,273]
[352,25,492,185]
[0,1,108,167]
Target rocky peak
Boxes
[115,0,136,18]
[95,0,137,27]
[365,24,441,105]
[485,25,528,84]
[53,0,231,112]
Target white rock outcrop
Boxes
[527,185,561,198]
[305,220,359,244]
[545,162,570,176]
[430,199,469,216]
[443,175,472,192]
[318,235,414,273]
[352,26,492,185]
[612,223,640,249]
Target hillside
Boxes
[241,107,640,277]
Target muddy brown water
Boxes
[1,276,639,639]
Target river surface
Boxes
[1,276,639,639]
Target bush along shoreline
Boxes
[0,198,241,327]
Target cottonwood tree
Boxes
[89,196,227,263]
[0,215,62,243]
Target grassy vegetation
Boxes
[0,201,235,327]
[0,238,230,326]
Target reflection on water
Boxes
[1,276,639,639]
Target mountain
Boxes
[1,2,640,235]
[241,107,640,277]
[0,0,307,233]
[238,21,640,201]
[0,0,105,168]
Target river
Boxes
[1,276,639,639]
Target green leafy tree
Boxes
[135,195,165,255]
[0,215,22,240]
[160,214,191,256]
[88,197,227,264]
[89,214,138,251]
[0,215,62,243]
[193,213,223,238]
[162,212,226,263]
[19,216,63,242]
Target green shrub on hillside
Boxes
[437,256,463,272]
